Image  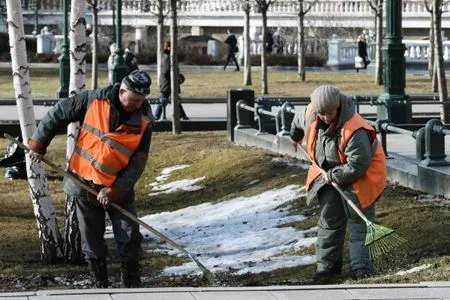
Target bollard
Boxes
[420,119,450,167]
[374,119,390,158]
[278,102,295,136]
[256,106,272,134]
[414,127,425,162]
[236,100,252,129]
[227,89,254,142]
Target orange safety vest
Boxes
[304,104,387,209]
[69,98,150,187]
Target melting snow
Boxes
[394,264,433,276]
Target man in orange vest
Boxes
[290,85,387,281]
[28,70,153,288]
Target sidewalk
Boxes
[1,282,450,299]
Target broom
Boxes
[297,144,406,259]
[4,134,217,285]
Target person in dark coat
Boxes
[123,40,139,75]
[223,29,240,71]
[27,70,153,289]
[266,30,274,54]
[154,41,189,120]
[357,35,370,69]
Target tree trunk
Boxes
[375,0,383,85]
[297,10,305,81]
[433,0,449,123]
[157,1,165,87]
[65,0,87,264]
[91,2,99,90]
[429,18,435,80]
[243,2,252,86]
[261,9,268,95]
[6,0,62,263]
[170,0,181,134]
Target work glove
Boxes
[97,187,112,206]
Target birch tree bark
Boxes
[6,0,62,263]
[64,0,87,264]
[87,0,99,89]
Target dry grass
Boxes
[0,132,449,290]
[0,68,434,98]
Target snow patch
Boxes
[394,264,433,276]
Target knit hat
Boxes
[122,70,151,95]
[310,85,341,113]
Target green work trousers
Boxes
[316,185,375,272]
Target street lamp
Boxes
[32,0,40,36]
[112,0,127,83]
[377,0,412,123]
[56,0,69,98]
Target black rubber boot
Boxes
[88,258,108,288]
[120,257,141,288]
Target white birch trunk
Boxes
[297,8,305,81]
[6,0,62,263]
[64,0,87,264]
[261,10,268,95]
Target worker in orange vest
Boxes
[28,70,153,288]
[290,85,387,281]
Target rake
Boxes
[297,144,406,259]
[4,133,217,285]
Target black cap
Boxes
[122,70,151,95]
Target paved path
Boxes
[1,283,450,299]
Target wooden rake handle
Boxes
[297,143,370,224]
[3,133,192,256]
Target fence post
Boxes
[420,119,450,166]
[278,102,294,136]
[414,127,425,162]
[227,89,254,142]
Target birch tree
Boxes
[254,0,277,95]
[170,0,181,134]
[367,0,383,85]
[6,0,62,263]
[64,0,87,264]
[432,0,449,123]
[295,0,317,81]
[87,0,99,89]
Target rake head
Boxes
[365,222,407,259]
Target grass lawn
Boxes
[0,68,435,98]
[0,132,449,290]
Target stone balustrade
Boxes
[326,37,450,68]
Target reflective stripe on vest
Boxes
[69,98,150,187]
[304,103,387,209]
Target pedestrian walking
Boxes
[27,70,153,289]
[123,40,139,75]
[290,85,387,282]
[356,34,370,72]
[107,42,117,85]
[223,29,240,71]
[155,41,189,121]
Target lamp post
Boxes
[32,0,40,35]
[112,0,127,83]
[377,0,412,123]
[112,1,116,44]
[56,0,69,98]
